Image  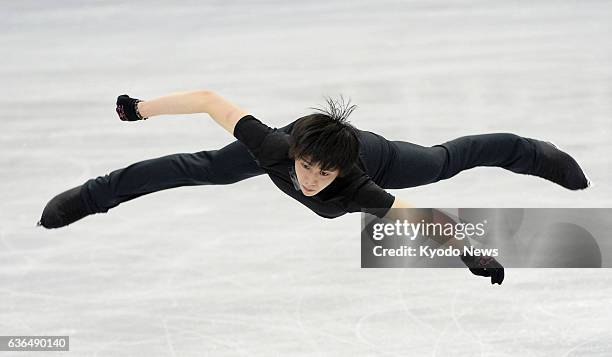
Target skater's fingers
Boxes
[116,105,128,121]
[490,268,504,285]
[115,94,146,121]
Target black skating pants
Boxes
[81,122,540,213]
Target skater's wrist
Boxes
[135,100,148,120]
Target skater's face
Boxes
[294,157,339,196]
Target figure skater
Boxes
[38,90,591,285]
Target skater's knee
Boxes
[498,133,523,144]
[191,150,232,184]
[431,145,455,181]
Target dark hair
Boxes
[289,96,360,176]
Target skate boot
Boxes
[530,139,591,190]
[38,185,94,228]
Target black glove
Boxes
[116,94,147,121]
[460,252,504,285]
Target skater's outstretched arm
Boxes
[383,198,504,284]
[118,90,249,135]
[384,198,468,248]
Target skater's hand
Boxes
[116,94,147,121]
[460,253,504,285]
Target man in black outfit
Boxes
[39,90,591,285]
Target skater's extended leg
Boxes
[435,133,589,189]
[39,140,264,228]
[83,140,264,213]
[378,133,589,190]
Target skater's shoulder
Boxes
[233,114,277,152]
[234,115,273,138]
[258,130,292,164]
[232,114,292,164]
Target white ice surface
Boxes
[1,1,612,356]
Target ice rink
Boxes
[2,1,612,355]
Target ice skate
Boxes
[38,185,93,229]
[529,139,590,190]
